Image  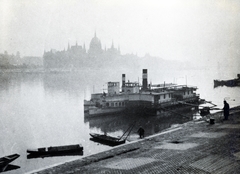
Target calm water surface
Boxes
[0,69,239,174]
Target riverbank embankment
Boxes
[34,107,240,173]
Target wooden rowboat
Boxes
[90,133,126,146]
[0,154,20,172]
[90,123,135,146]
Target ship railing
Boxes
[167,85,198,90]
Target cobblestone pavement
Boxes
[35,108,240,174]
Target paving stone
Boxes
[154,142,198,150]
[189,155,233,173]
[218,124,240,129]
[104,157,156,170]
[189,132,227,138]
[234,151,240,160]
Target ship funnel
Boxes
[142,69,148,90]
[122,74,126,92]
[122,74,126,87]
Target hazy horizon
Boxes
[1,0,240,70]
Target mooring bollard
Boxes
[210,118,215,124]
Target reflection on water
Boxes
[84,110,196,141]
[27,151,84,159]
[0,69,239,174]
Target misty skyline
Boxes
[1,0,240,69]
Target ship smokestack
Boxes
[122,74,126,87]
[142,69,148,90]
[122,74,125,92]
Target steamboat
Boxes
[84,69,200,116]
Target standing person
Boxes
[223,100,230,120]
[137,126,145,139]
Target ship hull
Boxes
[85,107,126,117]
[85,97,200,117]
[27,144,83,158]
[90,133,126,146]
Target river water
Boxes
[0,68,239,174]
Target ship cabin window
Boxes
[106,103,109,107]
[188,91,189,95]
[115,102,118,107]
[169,94,171,98]
[111,103,114,107]
[119,102,121,106]
[164,94,166,99]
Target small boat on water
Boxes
[27,144,83,158]
[90,133,126,146]
[0,154,20,172]
[90,123,135,146]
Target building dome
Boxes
[88,32,102,56]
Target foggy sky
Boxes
[1,0,240,66]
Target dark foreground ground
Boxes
[34,107,240,174]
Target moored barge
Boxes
[214,74,240,87]
[27,144,83,158]
[84,69,200,116]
